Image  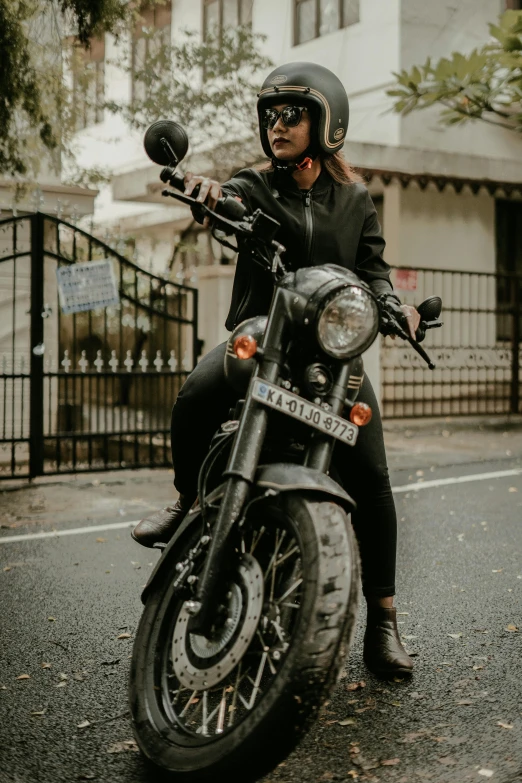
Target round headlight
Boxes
[317,286,379,359]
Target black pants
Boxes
[170,342,397,598]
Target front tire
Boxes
[130,494,360,781]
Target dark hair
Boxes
[256,151,364,185]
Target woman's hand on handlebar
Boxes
[184,173,222,208]
[400,304,421,340]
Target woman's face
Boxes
[267,103,311,161]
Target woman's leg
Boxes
[332,374,413,675]
[171,342,237,500]
[332,374,397,604]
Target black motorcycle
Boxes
[129,121,443,781]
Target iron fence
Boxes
[0,212,199,479]
[383,265,522,418]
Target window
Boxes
[294,0,359,45]
[203,0,253,39]
[504,1,522,9]
[72,36,105,130]
[131,2,172,103]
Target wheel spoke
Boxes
[163,515,304,739]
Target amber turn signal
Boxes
[349,402,372,427]
[233,335,258,360]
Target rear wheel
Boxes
[130,494,360,781]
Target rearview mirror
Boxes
[417,296,442,322]
[143,120,189,167]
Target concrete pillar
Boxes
[196,264,235,357]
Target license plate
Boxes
[251,379,358,447]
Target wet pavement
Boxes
[1,416,521,783]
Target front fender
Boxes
[254,462,355,513]
[140,463,354,604]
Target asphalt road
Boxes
[1,457,521,783]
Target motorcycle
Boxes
[129,120,443,781]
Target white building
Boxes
[72,0,522,415]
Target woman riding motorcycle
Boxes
[132,62,420,678]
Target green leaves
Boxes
[387,9,522,134]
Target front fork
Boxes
[190,292,360,634]
[190,292,287,634]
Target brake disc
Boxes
[171,554,264,690]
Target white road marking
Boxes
[0,520,136,544]
[392,467,522,494]
[0,467,521,545]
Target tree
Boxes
[107,25,272,181]
[387,9,522,134]
[0,0,128,181]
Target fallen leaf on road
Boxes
[339,718,356,726]
[48,617,56,622]
[96,538,106,543]
[55,681,67,688]
[354,706,373,713]
[438,756,457,765]
[508,487,517,492]
[381,758,400,766]
[107,739,139,753]
[492,569,503,573]
[416,470,424,476]
[447,633,462,639]
[16,674,31,680]
[77,720,91,729]
[320,773,334,780]
[456,699,473,705]
[473,665,484,670]
[31,709,46,716]
[78,774,96,780]
[41,663,52,669]
[346,681,366,691]
[73,672,87,682]
[117,633,132,640]
[58,673,68,681]
[506,624,518,632]
[409,692,426,700]
[3,566,12,572]
[346,773,358,780]
[101,659,120,666]
[397,612,409,616]
[398,731,428,744]
[478,770,494,778]
[402,635,417,640]
[497,721,513,729]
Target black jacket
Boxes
[217,166,397,331]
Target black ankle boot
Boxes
[363,606,414,678]
[131,495,193,548]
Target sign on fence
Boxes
[56,260,120,314]
[394,268,418,292]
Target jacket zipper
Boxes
[303,189,313,264]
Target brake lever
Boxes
[379,301,437,370]
[161,188,251,237]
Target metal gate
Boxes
[382,265,522,418]
[0,212,198,479]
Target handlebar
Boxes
[378,294,442,370]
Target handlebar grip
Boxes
[215,195,247,221]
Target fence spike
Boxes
[124,350,134,372]
[109,350,118,372]
[168,350,178,372]
[78,350,89,373]
[154,350,164,372]
[61,350,71,373]
[139,350,149,372]
[94,350,104,373]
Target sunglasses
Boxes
[262,105,308,130]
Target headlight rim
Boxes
[316,283,379,359]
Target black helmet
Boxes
[257,62,349,161]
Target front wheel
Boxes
[130,494,360,782]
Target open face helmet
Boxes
[257,62,349,168]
